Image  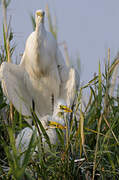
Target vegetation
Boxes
[0,1,119,179]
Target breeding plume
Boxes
[15,99,72,155]
[0,9,79,123]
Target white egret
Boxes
[20,9,61,114]
[20,9,79,110]
[15,99,72,155]
[0,9,79,124]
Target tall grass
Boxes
[0,2,119,180]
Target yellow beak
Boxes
[59,105,72,113]
[48,121,66,130]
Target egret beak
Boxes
[59,105,72,113]
[48,121,66,130]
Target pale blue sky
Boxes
[1,0,119,83]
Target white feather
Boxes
[0,9,80,124]
[15,99,67,159]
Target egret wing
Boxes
[0,62,32,116]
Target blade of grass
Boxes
[98,61,102,108]
[30,13,36,30]
[104,48,110,117]
[31,109,51,150]
[46,4,57,39]
[92,114,102,180]
[84,89,93,113]
[103,115,119,145]
[85,127,112,138]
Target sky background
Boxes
[1,0,119,84]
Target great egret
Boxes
[15,99,72,155]
[20,9,62,116]
[20,9,79,109]
[0,9,79,124]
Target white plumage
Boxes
[20,9,62,116]
[0,9,79,124]
[0,62,32,116]
[15,99,69,155]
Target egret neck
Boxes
[35,10,45,38]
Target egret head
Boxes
[54,99,72,117]
[35,9,45,25]
[49,99,72,129]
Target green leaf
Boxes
[55,128,65,146]
[98,61,102,107]
[8,127,18,164]
[30,13,36,31]
[22,130,37,167]
[31,110,51,149]
[0,102,7,110]
[5,0,11,8]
